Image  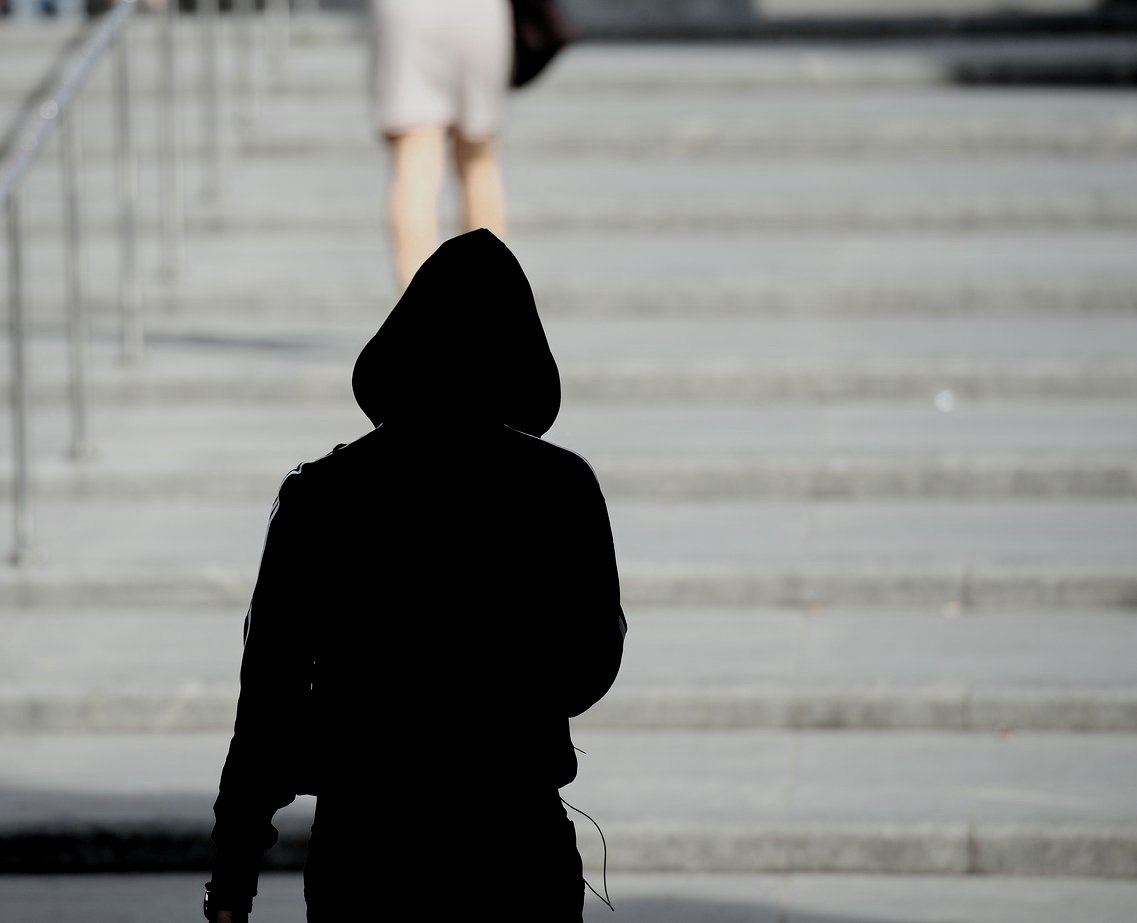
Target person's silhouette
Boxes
[204,230,627,922]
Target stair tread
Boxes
[3,607,1134,694]
[0,729,1133,830]
[3,498,1135,570]
[10,404,1137,469]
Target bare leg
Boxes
[386,126,447,290]
[454,134,506,237]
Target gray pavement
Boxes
[8,728,1131,829]
[1,729,1136,875]
[4,872,1137,923]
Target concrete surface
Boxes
[10,229,1137,319]
[3,871,1137,923]
[2,607,1136,732]
[2,730,1136,875]
[17,155,1137,233]
[5,402,1137,500]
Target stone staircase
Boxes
[1,11,1136,917]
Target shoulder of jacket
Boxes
[277,444,347,491]
[504,427,600,483]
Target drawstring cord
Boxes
[561,771,615,913]
[560,796,614,912]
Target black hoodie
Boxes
[208,230,626,914]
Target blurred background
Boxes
[1,0,1136,920]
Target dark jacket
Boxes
[208,230,626,913]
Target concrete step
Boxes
[2,870,1135,923]
[563,0,1122,38]
[587,608,1137,731]
[1,729,1134,876]
[8,315,1137,406]
[18,154,1137,234]
[1,498,1134,607]
[18,82,1137,161]
[568,728,1137,875]
[6,27,1137,101]
[2,607,1134,733]
[501,85,1137,161]
[5,402,1137,500]
[273,36,1137,91]
[11,228,1137,320]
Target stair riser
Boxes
[2,569,1134,608]
[6,370,1137,406]
[3,691,1134,733]
[2,825,1134,877]
[16,208,1137,235]
[10,290,1137,320]
[3,464,1136,501]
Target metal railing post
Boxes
[7,198,32,565]
[61,104,90,461]
[114,29,142,363]
[201,0,223,210]
[234,0,256,128]
[1,0,139,567]
[157,0,183,280]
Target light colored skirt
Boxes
[368,0,512,140]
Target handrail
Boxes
[0,0,136,210]
[3,0,293,565]
[3,0,143,565]
[3,0,140,561]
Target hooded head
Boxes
[352,229,561,437]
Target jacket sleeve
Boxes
[555,459,627,718]
[208,468,317,912]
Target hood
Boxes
[352,229,561,437]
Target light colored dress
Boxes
[369,0,513,141]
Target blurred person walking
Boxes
[369,0,512,290]
[204,230,627,923]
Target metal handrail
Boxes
[3,0,294,565]
[0,1,136,206]
[3,0,141,565]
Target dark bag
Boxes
[510,0,577,89]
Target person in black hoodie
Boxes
[204,229,626,922]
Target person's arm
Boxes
[207,469,317,916]
[556,460,627,717]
